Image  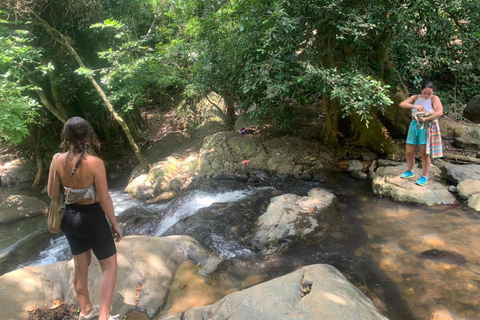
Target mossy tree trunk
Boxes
[320,94,342,148]
[347,112,404,158]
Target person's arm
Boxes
[399,95,425,112]
[47,154,60,199]
[421,95,443,121]
[93,157,123,242]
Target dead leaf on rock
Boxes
[135,282,143,305]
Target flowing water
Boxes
[1,175,479,320]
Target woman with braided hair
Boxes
[48,117,122,320]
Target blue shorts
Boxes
[406,120,427,145]
[61,202,116,260]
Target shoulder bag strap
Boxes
[52,153,60,199]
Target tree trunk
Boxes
[32,130,43,188]
[99,110,115,153]
[32,150,43,187]
[443,153,480,164]
[26,76,69,123]
[320,94,342,148]
[124,112,142,141]
[32,13,149,170]
[347,112,404,158]
[376,86,411,139]
[224,95,236,131]
[322,92,404,157]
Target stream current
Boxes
[0,174,479,320]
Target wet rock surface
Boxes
[163,188,278,258]
[251,188,339,252]
[372,165,457,206]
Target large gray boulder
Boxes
[125,155,198,199]
[0,195,48,224]
[443,164,480,184]
[125,132,336,199]
[198,132,335,180]
[468,195,480,211]
[1,162,36,186]
[126,121,225,199]
[439,117,475,139]
[456,179,480,212]
[463,94,480,123]
[372,166,456,205]
[251,188,336,251]
[161,264,388,320]
[453,128,480,150]
[0,235,221,320]
[456,179,480,200]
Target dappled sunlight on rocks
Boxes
[163,261,217,317]
[322,292,348,305]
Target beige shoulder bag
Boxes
[48,153,65,233]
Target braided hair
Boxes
[60,117,100,179]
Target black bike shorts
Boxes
[61,202,116,260]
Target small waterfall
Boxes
[22,187,268,267]
[154,188,263,236]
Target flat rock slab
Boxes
[373,166,457,206]
[161,264,388,320]
[0,195,48,224]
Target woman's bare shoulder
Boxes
[84,154,104,165]
[55,152,68,163]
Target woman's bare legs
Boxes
[98,253,118,320]
[405,144,417,172]
[73,250,93,317]
[419,145,431,177]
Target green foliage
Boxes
[89,19,158,112]
[75,67,95,77]
[3,0,480,153]
[306,68,392,126]
[0,15,41,144]
[391,0,480,107]
[187,0,307,125]
[0,81,38,144]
